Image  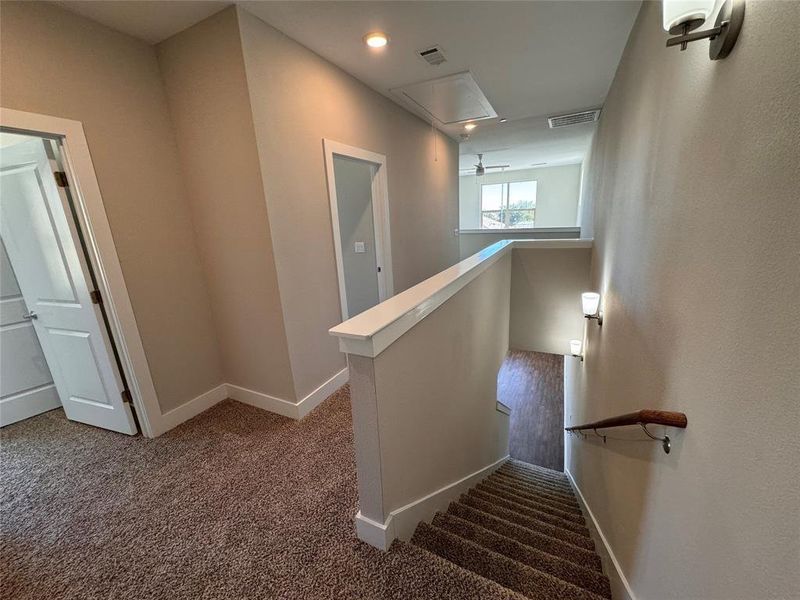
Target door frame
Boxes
[323,139,393,321]
[0,107,159,437]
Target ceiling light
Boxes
[464,122,477,131]
[364,32,389,48]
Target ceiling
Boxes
[54,0,641,172]
[52,1,229,45]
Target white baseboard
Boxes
[152,367,349,435]
[355,510,395,551]
[226,383,299,418]
[297,367,349,418]
[157,383,228,434]
[227,366,349,420]
[0,384,61,427]
[355,454,509,550]
[566,469,636,600]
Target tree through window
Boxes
[480,180,537,228]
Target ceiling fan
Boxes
[461,153,510,177]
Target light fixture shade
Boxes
[570,340,583,356]
[364,32,389,48]
[581,292,601,317]
[662,0,716,32]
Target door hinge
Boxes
[90,289,103,305]
[121,389,132,404]
[53,171,69,187]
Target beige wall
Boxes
[509,247,592,355]
[570,2,800,599]
[460,164,582,230]
[349,254,511,532]
[238,7,460,399]
[0,1,222,412]
[157,8,295,400]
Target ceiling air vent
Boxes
[548,109,601,129]
[418,46,447,66]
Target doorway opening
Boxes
[323,140,393,320]
[0,130,138,434]
[498,350,565,471]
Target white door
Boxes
[0,239,61,426]
[0,138,137,434]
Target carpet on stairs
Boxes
[409,458,611,599]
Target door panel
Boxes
[0,138,136,434]
[0,239,60,426]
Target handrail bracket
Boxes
[639,422,671,454]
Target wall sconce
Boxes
[582,292,603,326]
[664,0,745,60]
[570,339,584,362]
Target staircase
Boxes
[409,458,611,599]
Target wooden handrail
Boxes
[565,409,688,432]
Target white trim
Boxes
[151,368,350,434]
[459,227,581,235]
[323,139,393,321]
[158,384,228,432]
[228,366,349,420]
[227,383,298,418]
[355,454,509,550]
[566,469,637,600]
[355,511,395,551]
[0,108,161,437]
[330,238,593,357]
[0,385,61,427]
[296,366,349,418]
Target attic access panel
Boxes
[391,72,497,125]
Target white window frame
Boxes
[480,180,537,229]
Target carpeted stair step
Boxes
[504,459,570,482]
[492,468,576,495]
[489,474,580,506]
[447,502,603,571]
[475,483,585,524]
[411,522,607,600]
[501,458,569,482]
[491,472,578,501]
[393,540,532,600]
[468,489,589,535]
[495,466,573,495]
[479,480,584,516]
[500,461,571,482]
[460,495,594,550]
[433,513,612,599]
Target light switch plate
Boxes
[354,241,366,253]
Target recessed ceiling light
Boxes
[499,118,507,123]
[364,32,389,48]
[464,122,477,131]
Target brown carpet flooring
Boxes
[498,351,564,471]
[1,387,524,600]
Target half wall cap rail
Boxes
[565,409,687,454]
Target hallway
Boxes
[0,389,519,600]
[498,351,565,471]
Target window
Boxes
[480,180,537,228]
